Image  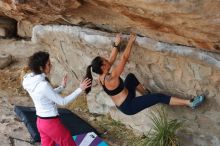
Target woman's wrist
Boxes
[77,87,83,92]
[113,42,120,51]
[61,85,65,88]
[113,42,118,47]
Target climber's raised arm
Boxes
[108,34,122,66]
[111,33,136,77]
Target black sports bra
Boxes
[101,74,124,96]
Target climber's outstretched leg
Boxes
[169,95,205,109]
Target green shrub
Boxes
[143,108,183,146]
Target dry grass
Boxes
[0,65,27,97]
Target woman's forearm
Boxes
[122,40,134,60]
[42,82,83,106]
[53,85,65,94]
[109,34,121,65]
[108,47,118,65]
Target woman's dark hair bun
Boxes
[28,51,49,74]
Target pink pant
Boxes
[37,117,76,146]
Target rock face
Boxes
[0,0,220,51]
[33,25,220,145]
[1,0,220,145]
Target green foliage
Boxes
[143,108,183,146]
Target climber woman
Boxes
[22,51,91,146]
[84,33,204,115]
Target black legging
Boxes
[117,73,171,115]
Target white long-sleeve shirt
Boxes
[22,73,82,117]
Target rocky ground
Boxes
[0,39,145,146]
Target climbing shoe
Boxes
[190,95,205,109]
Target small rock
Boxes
[136,8,145,15]
[0,52,12,69]
[88,117,95,121]
[95,117,102,122]
[0,28,6,37]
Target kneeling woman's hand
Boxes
[61,74,68,88]
[80,78,92,90]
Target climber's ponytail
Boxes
[84,56,103,94]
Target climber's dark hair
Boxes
[28,51,49,75]
[85,56,103,94]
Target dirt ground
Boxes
[0,39,145,146]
